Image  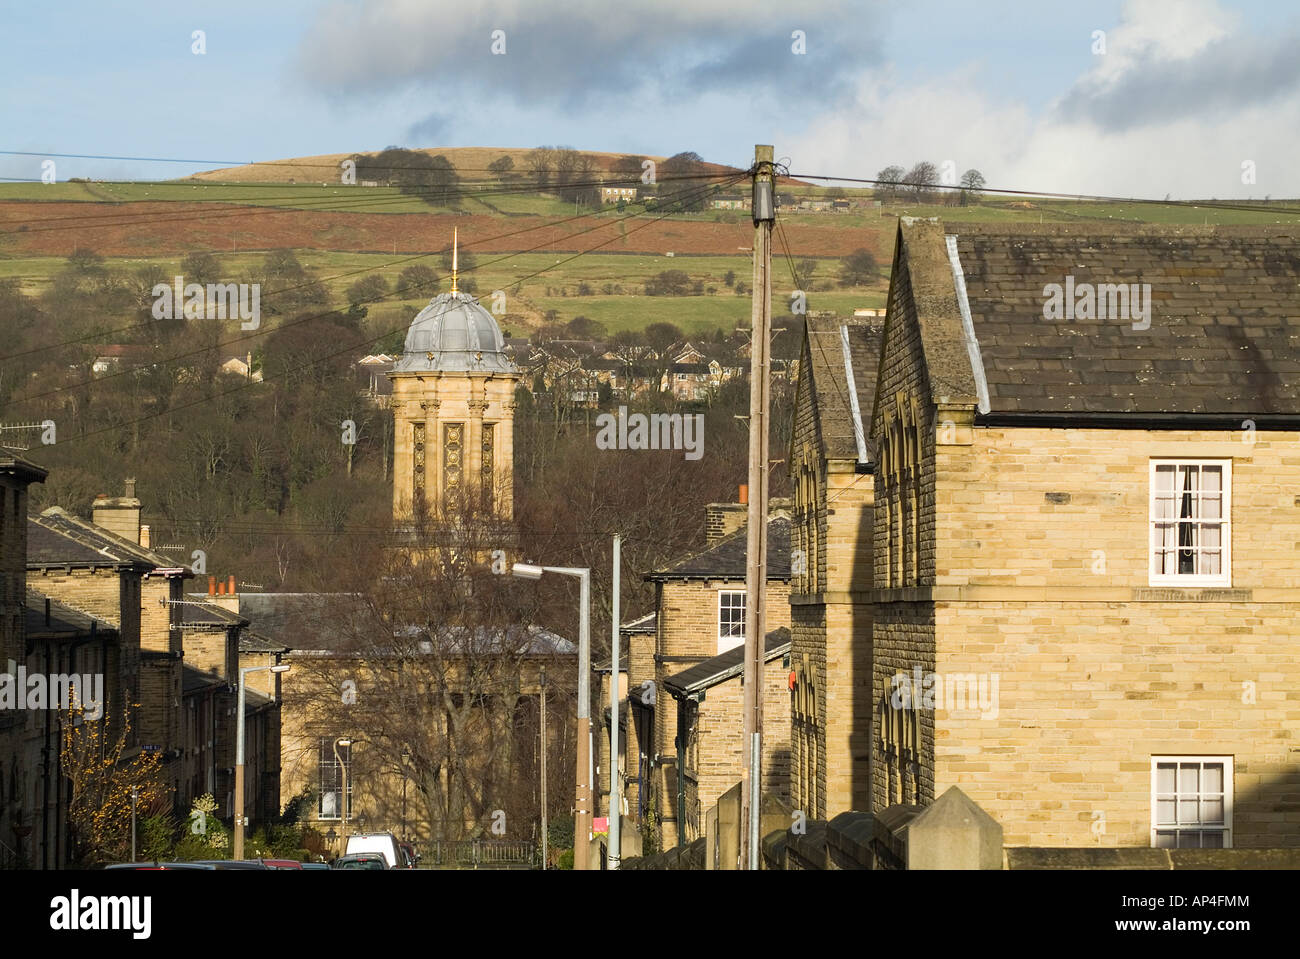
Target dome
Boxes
[392,291,517,374]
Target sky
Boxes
[3,0,1299,199]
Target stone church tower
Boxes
[389,238,521,523]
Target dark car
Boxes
[104,862,217,870]
[300,861,331,871]
[398,842,420,869]
[194,859,272,870]
[332,852,389,870]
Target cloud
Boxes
[789,0,1300,199]
[295,0,877,110]
[407,112,449,145]
[1056,0,1300,131]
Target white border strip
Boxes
[944,234,991,415]
[840,324,869,464]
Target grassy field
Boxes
[0,244,887,335]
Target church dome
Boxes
[392,291,517,374]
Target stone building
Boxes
[787,313,879,820]
[663,626,792,847]
[388,251,522,523]
[639,497,793,846]
[869,218,1300,847]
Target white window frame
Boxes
[717,589,746,653]
[1148,459,1231,587]
[1150,755,1233,849]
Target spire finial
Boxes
[451,227,459,294]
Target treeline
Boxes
[874,162,987,205]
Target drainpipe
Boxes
[675,697,686,849]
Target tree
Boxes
[959,168,987,206]
[346,274,389,307]
[839,248,880,286]
[525,146,557,190]
[181,250,221,285]
[67,247,104,274]
[723,270,735,288]
[902,161,939,201]
[795,258,819,290]
[566,315,606,340]
[875,165,905,202]
[487,155,515,180]
[657,152,710,212]
[62,701,169,866]
[645,270,691,296]
[398,264,439,298]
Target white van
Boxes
[344,832,407,869]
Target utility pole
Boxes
[741,144,774,871]
[540,667,548,870]
[608,533,622,870]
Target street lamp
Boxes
[333,737,353,846]
[512,561,592,870]
[233,662,290,860]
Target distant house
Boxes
[661,362,714,401]
[831,199,851,212]
[92,344,154,375]
[355,354,395,402]
[601,185,638,204]
[710,195,748,211]
[220,352,263,383]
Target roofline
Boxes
[975,411,1300,429]
[663,638,791,697]
[644,572,793,584]
[0,455,48,485]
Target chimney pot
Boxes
[124,477,136,498]
[228,575,236,595]
[139,524,150,548]
[738,484,749,505]
[208,576,216,597]
[218,581,225,595]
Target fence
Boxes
[422,839,535,869]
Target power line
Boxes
[3,175,747,365]
[17,175,746,443]
[787,172,1300,217]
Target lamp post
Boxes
[335,737,353,849]
[233,662,290,861]
[130,786,139,862]
[512,561,591,870]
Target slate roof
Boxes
[25,589,115,639]
[28,508,187,571]
[931,222,1300,418]
[802,314,882,464]
[180,599,247,628]
[646,515,791,582]
[662,627,791,697]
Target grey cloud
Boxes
[1056,29,1300,131]
[296,1,877,111]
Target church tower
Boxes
[389,234,521,523]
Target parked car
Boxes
[104,862,216,870]
[398,842,420,869]
[260,859,304,870]
[332,852,389,870]
[300,861,331,871]
[194,860,272,870]
[344,832,405,869]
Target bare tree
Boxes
[902,162,939,202]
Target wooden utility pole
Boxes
[540,667,548,869]
[741,144,774,870]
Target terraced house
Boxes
[870,219,1300,848]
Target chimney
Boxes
[705,485,750,545]
[208,576,217,597]
[139,524,150,548]
[213,575,240,613]
[91,478,141,544]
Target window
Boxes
[1150,460,1231,586]
[717,590,745,653]
[319,738,352,820]
[1151,756,1232,848]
